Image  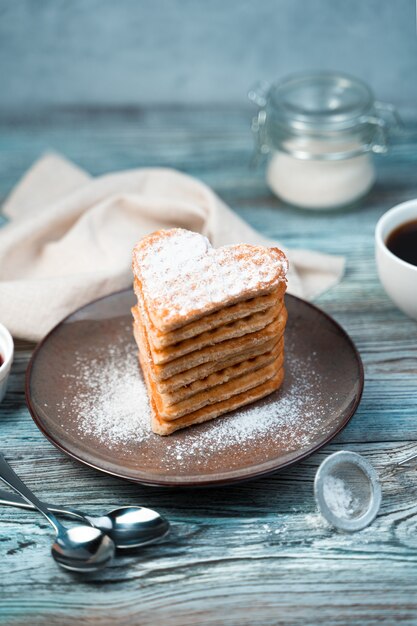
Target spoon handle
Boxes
[0,454,63,534]
[0,488,86,522]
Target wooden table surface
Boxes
[0,107,417,626]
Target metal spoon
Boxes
[0,454,115,572]
[0,489,170,549]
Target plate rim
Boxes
[25,289,364,488]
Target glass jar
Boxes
[249,72,399,210]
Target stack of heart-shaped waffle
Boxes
[132,229,288,435]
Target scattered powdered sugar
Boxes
[59,347,151,446]
[167,358,327,462]
[56,336,337,471]
[322,475,359,519]
[305,513,331,530]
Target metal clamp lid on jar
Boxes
[249,72,402,162]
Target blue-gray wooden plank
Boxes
[0,107,417,625]
[0,0,417,109]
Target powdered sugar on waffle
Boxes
[133,229,288,327]
[63,339,336,469]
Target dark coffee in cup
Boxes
[386,219,417,267]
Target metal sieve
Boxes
[314,450,382,532]
[314,450,417,532]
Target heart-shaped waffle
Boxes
[132,228,288,333]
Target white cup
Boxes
[0,323,14,403]
[375,199,417,321]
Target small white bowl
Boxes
[375,199,417,320]
[0,323,14,403]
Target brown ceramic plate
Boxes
[26,290,363,487]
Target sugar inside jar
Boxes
[250,72,398,211]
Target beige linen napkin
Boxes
[0,154,345,341]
